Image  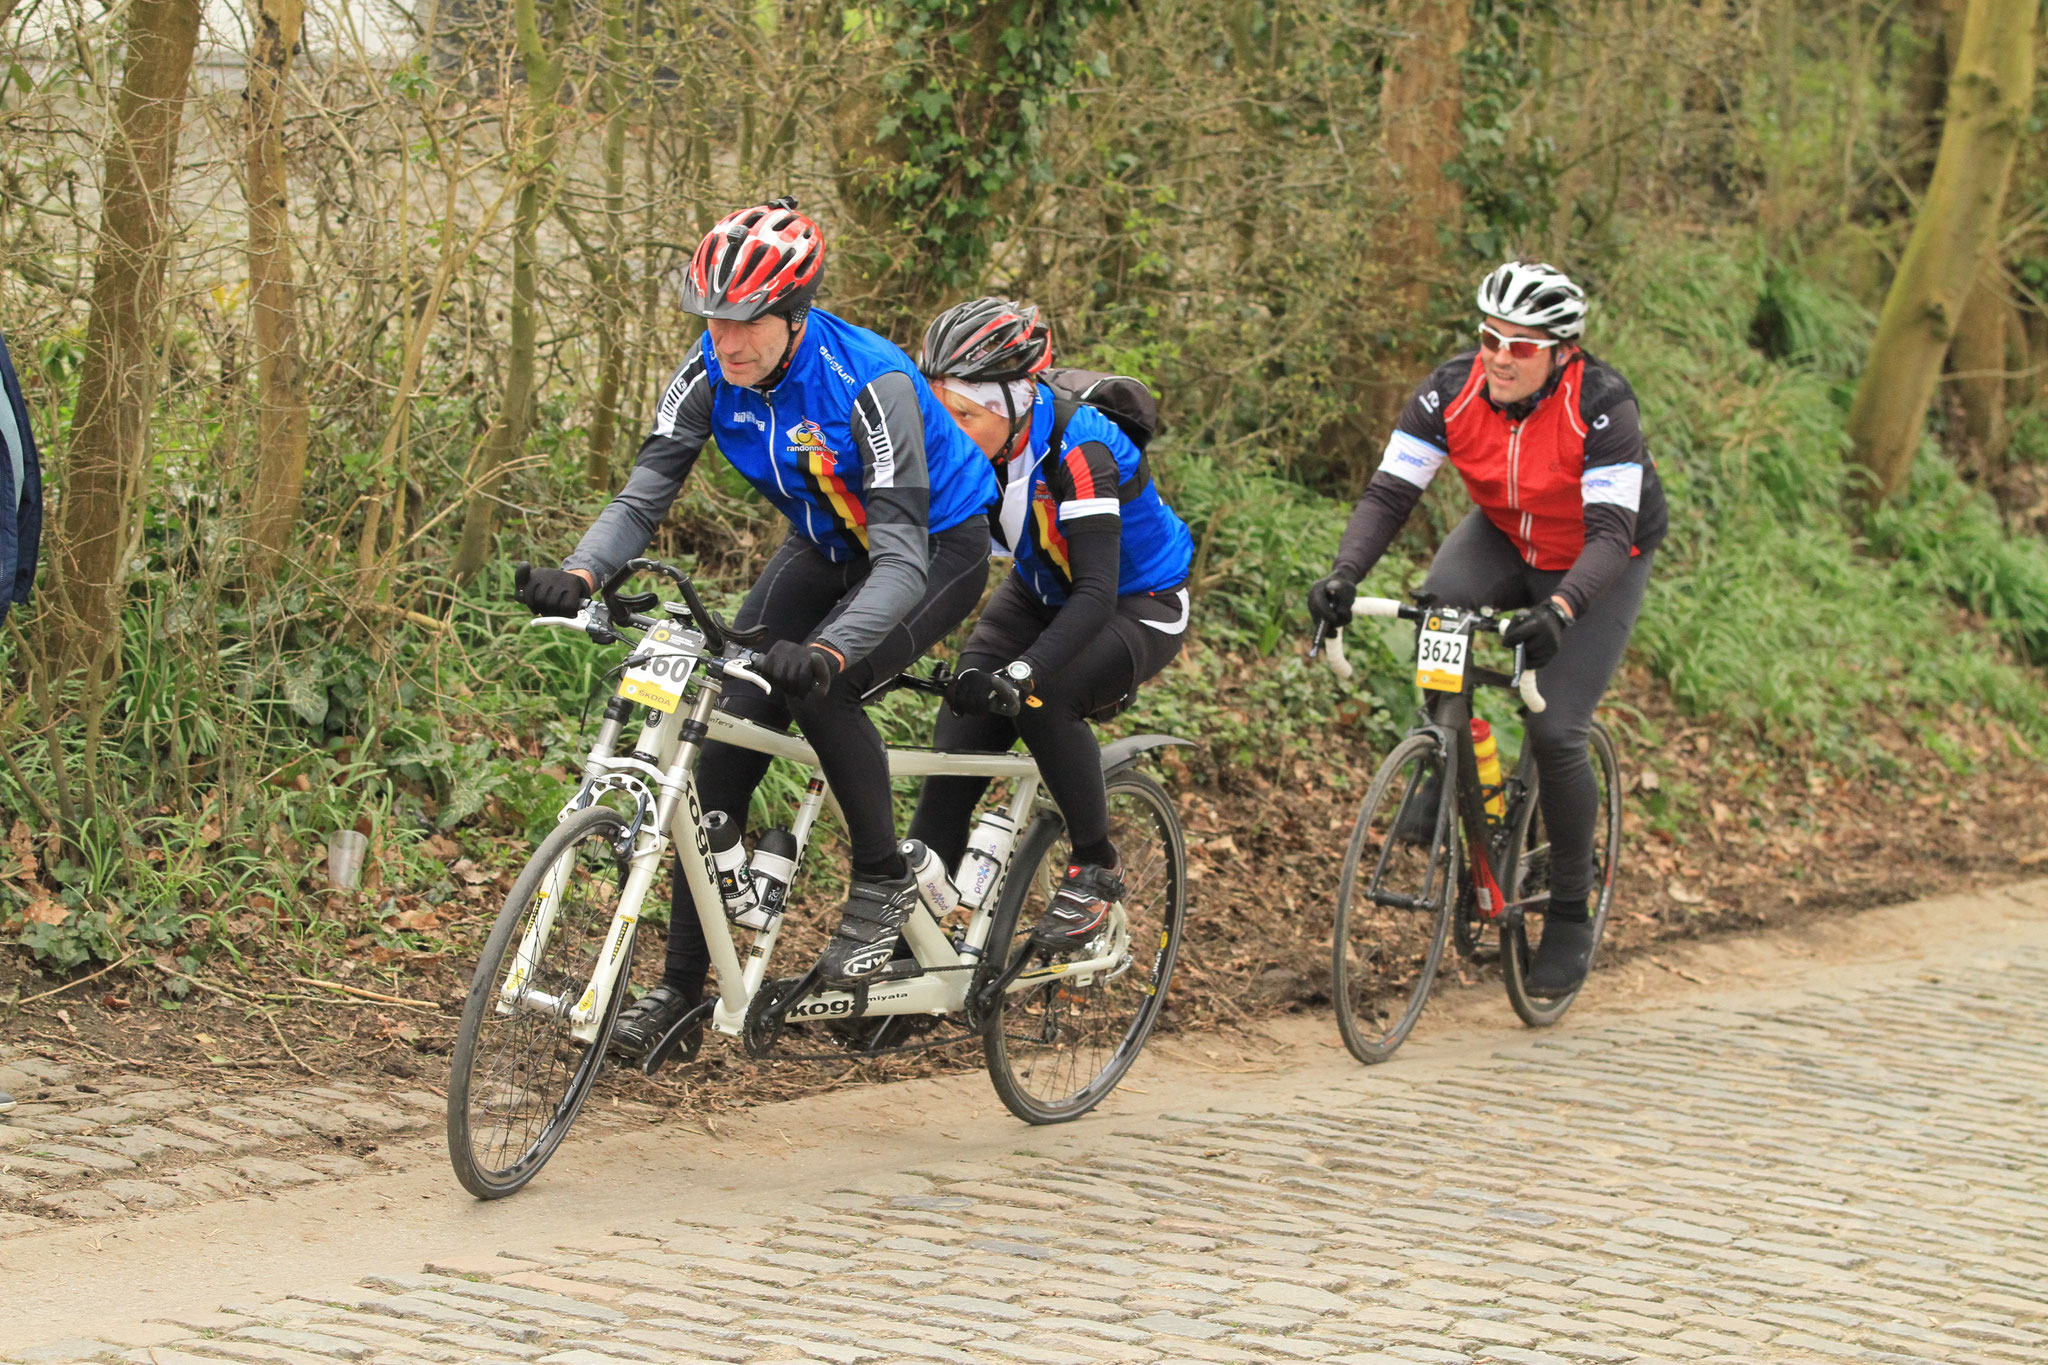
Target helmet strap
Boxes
[999,383,1032,463]
[755,311,806,392]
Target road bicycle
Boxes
[446,558,1190,1198]
[1311,598,1621,1063]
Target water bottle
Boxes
[901,839,961,919]
[704,811,767,929]
[956,810,1016,910]
[1471,718,1506,820]
[745,827,799,929]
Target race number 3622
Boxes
[1415,622,1467,693]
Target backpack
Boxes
[1043,366,1159,455]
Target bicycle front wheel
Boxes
[447,805,639,1198]
[983,768,1187,1125]
[1332,732,1456,1064]
[1501,718,1622,1027]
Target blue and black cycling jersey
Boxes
[989,386,1193,676]
[996,387,1192,606]
[565,308,998,665]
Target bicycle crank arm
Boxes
[639,998,716,1077]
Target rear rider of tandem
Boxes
[905,299,1194,953]
[1307,261,1667,997]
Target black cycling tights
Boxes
[662,519,990,992]
[906,577,1187,873]
[1419,510,1653,911]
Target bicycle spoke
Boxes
[448,809,635,1198]
[984,771,1186,1123]
[1333,734,1454,1063]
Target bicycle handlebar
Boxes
[1312,596,1547,714]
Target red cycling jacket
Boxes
[1333,347,1667,616]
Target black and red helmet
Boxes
[918,297,1053,383]
[681,196,824,323]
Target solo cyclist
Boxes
[905,298,1193,951]
[1307,261,1666,996]
[514,198,999,1051]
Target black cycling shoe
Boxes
[1393,770,1443,845]
[609,982,699,1057]
[1031,862,1124,951]
[1523,916,1597,997]
[816,871,920,986]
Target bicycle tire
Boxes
[983,768,1187,1125]
[1331,732,1456,1064]
[447,805,638,1198]
[1501,718,1622,1027]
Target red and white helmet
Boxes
[681,197,824,323]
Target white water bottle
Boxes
[901,839,961,918]
[744,828,798,929]
[705,811,768,930]
[956,810,1016,910]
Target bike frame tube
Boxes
[527,608,1116,1048]
[1424,677,1511,920]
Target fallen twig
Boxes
[1647,956,1710,986]
[263,1009,325,1077]
[290,976,441,1010]
[16,951,138,1007]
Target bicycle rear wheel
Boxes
[983,768,1187,1124]
[1501,719,1622,1026]
[447,805,638,1198]
[1332,732,1456,1064]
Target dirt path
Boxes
[3,879,2045,1360]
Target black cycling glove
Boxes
[515,563,592,617]
[1503,600,1571,669]
[946,667,1024,719]
[760,640,841,702]
[1307,575,1357,629]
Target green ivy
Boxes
[870,0,1119,288]
[1450,0,1562,261]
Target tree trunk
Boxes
[243,0,310,578]
[452,0,570,581]
[1846,0,2034,504]
[1951,265,2011,466]
[53,0,203,664]
[586,0,628,492]
[1347,0,1468,479]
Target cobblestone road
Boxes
[6,908,2048,1364]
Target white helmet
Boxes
[1476,261,1587,339]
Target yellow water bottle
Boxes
[1471,718,1506,820]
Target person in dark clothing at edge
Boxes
[1307,261,1666,997]
[513,199,1000,1053]
[904,299,1194,951]
[1,323,44,1115]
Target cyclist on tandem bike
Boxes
[1308,261,1666,997]
[903,298,1195,952]
[514,197,999,1054]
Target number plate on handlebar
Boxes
[1416,615,1468,693]
[617,623,701,713]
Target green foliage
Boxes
[1452,0,1562,260]
[1607,243,2048,761]
[867,0,1119,288]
